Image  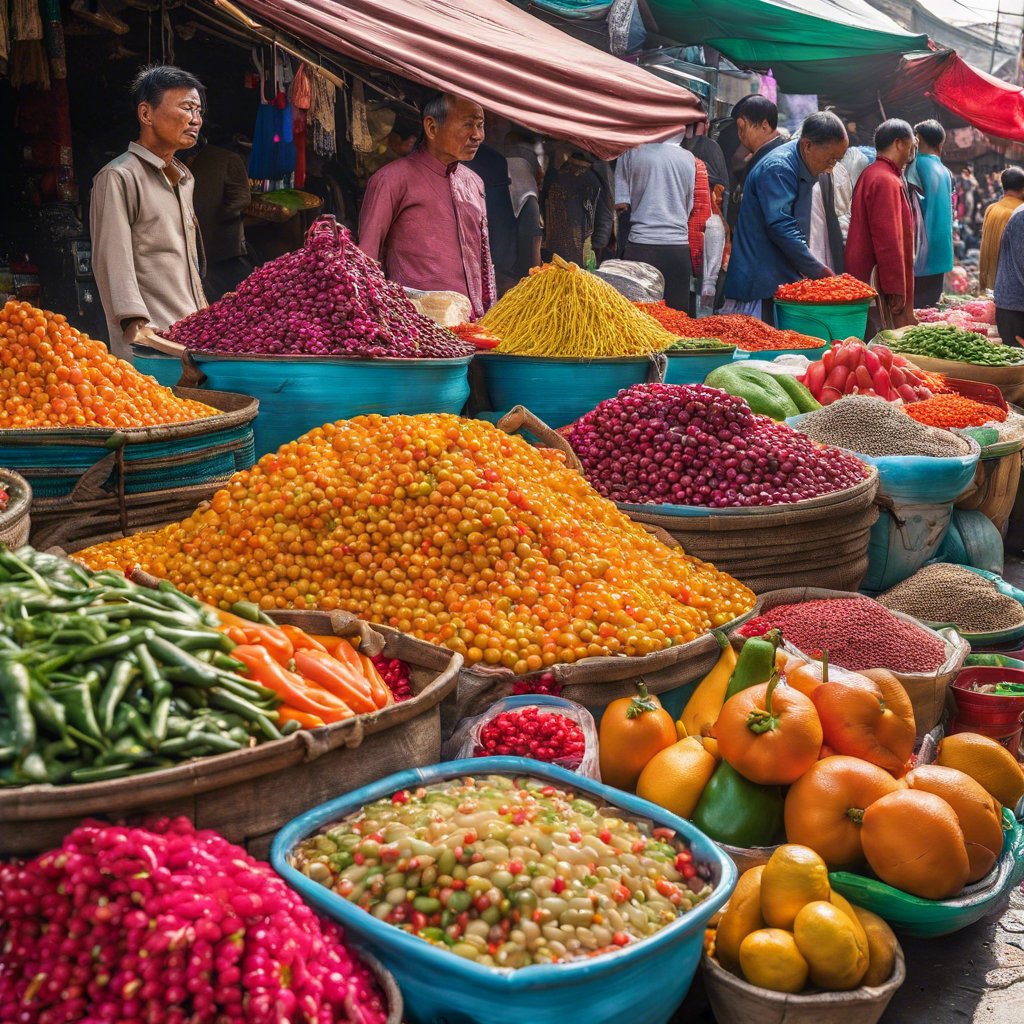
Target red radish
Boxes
[826,365,850,391]
[822,348,836,371]
[820,386,843,406]
[897,383,920,402]
[872,368,891,396]
[889,367,906,387]
[804,362,827,395]
[863,349,882,374]
[854,365,873,390]
[893,355,909,367]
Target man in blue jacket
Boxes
[724,111,849,321]
[907,120,954,309]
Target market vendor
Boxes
[846,120,918,333]
[90,65,208,360]
[357,93,496,318]
[723,112,848,321]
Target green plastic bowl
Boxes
[775,299,870,342]
[829,808,1024,937]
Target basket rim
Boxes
[476,352,664,364]
[0,469,32,521]
[135,346,474,367]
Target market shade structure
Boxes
[222,0,704,160]
[884,51,1024,144]
[644,0,928,93]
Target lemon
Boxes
[852,905,900,987]
[793,901,870,990]
[715,866,765,973]
[636,737,716,819]
[739,928,809,993]
[761,844,831,930]
[936,732,1024,809]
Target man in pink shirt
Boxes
[358,93,496,318]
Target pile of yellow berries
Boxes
[77,415,755,670]
[0,300,215,429]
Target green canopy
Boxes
[645,0,929,93]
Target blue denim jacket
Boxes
[724,141,828,302]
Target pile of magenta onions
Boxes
[167,217,474,359]
[0,818,389,1024]
[567,383,867,508]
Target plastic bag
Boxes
[403,288,472,327]
[442,694,601,780]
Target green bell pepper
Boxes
[691,761,785,847]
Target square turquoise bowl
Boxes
[271,756,737,1024]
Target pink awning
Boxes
[226,0,704,159]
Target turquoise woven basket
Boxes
[272,757,737,1024]
[774,299,870,342]
[477,354,661,429]
[663,348,736,385]
[135,352,472,458]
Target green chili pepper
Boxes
[17,751,50,784]
[73,627,152,663]
[150,697,171,744]
[28,678,67,738]
[50,682,104,745]
[144,636,221,686]
[0,659,35,760]
[98,659,137,733]
[209,688,282,740]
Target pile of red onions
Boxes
[0,818,389,1024]
[568,383,867,508]
[168,217,473,359]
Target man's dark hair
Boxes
[874,118,914,152]
[130,64,204,112]
[801,111,848,146]
[1001,166,1024,192]
[731,94,778,131]
[915,119,946,149]
[422,93,452,127]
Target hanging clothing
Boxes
[290,64,312,188]
[309,71,337,157]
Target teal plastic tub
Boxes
[732,343,829,363]
[939,509,1006,576]
[774,299,870,342]
[271,757,737,1024]
[829,808,1024,938]
[664,348,735,385]
[476,354,661,429]
[134,352,472,458]
[134,351,182,388]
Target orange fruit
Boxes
[851,905,899,987]
[793,901,869,990]
[936,732,1024,809]
[784,755,904,869]
[636,737,716,818]
[860,789,970,900]
[905,764,1004,882]
[599,685,679,792]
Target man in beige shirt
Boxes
[90,65,208,359]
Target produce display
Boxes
[666,336,734,352]
[471,705,586,768]
[448,322,502,350]
[703,365,820,420]
[0,818,390,1023]
[75,414,755,668]
[796,395,972,457]
[0,484,7,512]
[882,325,1024,366]
[800,339,942,405]
[167,218,474,359]
[915,298,994,336]
[904,393,1007,429]
[774,274,876,303]
[710,845,897,994]
[739,597,948,673]
[0,547,400,786]
[636,306,823,352]
[0,300,216,428]
[478,260,677,357]
[289,772,715,967]
[567,383,867,508]
[878,564,1024,634]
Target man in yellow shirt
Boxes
[980,167,1024,292]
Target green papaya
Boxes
[704,365,800,421]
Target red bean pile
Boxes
[568,384,866,508]
[740,597,947,672]
[472,707,586,768]
[168,217,474,360]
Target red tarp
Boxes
[887,51,1024,144]
[227,0,704,160]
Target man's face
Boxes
[801,137,849,176]
[140,86,203,152]
[736,115,768,153]
[425,98,485,164]
[894,136,917,170]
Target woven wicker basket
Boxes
[0,468,31,548]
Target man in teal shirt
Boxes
[907,120,954,309]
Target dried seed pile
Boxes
[878,563,1024,634]
[739,596,948,672]
[797,395,971,457]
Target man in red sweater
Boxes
[846,119,918,334]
